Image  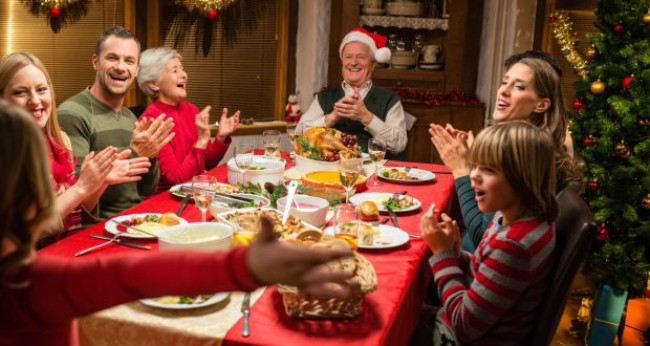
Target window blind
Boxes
[0,0,125,104]
[161,0,279,122]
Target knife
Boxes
[176,195,190,216]
[179,186,254,203]
[241,292,251,337]
[386,205,400,229]
[88,234,152,250]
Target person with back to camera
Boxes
[0,99,355,346]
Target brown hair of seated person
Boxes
[0,100,56,288]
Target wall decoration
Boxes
[21,0,90,33]
[162,0,269,56]
[549,10,589,78]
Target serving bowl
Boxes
[276,195,330,228]
[227,156,285,186]
[208,193,270,220]
[157,222,233,252]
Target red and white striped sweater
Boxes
[431,214,556,345]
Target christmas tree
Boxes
[570,0,650,295]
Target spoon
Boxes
[282,181,299,225]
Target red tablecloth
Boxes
[39,158,458,346]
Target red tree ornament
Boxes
[572,98,586,110]
[613,22,625,33]
[583,135,596,147]
[623,75,634,90]
[588,179,600,192]
[597,224,610,241]
[549,15,557,23]
[50,6,61,18]
[206,9,218,20]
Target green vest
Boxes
[318,85,404,160]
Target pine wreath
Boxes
[162,0,270,56]
[20,0,91,33]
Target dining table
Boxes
[38,153,459,346]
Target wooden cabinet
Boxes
[405,104,484,164]
[329,0,486,163]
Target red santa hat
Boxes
[339,27,391,63]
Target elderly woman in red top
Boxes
[137,47,240,192]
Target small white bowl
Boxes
[208,193,270,220]
[276,195,330,227]
[157,222,232,252]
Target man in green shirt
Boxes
[59,26,175,224]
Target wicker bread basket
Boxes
[277,249,377,319]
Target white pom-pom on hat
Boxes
[339,27,391,63]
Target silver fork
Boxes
[74,233,122,257]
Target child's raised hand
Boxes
[246,215,354,299]
[420,204,459,254]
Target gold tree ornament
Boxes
[642,193,650,210]
[615,140,631,158]
[590,79,606,94]
[550,10,589,77]
[585,45,598,61]
[643,10,650,24]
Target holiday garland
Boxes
[21,0,90,33]
[549,10,589,77]
[162,0,269,56]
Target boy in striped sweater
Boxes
[419,121,558,346]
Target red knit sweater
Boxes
[431,215,556,345]
[0,247,258,346]
[141,100,231,192]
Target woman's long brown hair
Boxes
[0,100,56,288]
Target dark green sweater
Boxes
[58,88,159,224]
[318,85,404,160]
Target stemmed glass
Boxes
[234,144,254,171]
[231,213,259,247]
[333,203,359,250]
[192,175,217,222]
[262,130,281,158]
[368,138,387,187]
[339,157,364,204]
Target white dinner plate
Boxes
[324,223,409,250]
[378,167,436,184]
[349,192,422,213]
[169,182,237,198]
[105,213,188,239]
[140,292,229,310]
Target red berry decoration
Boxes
[206,9,218,20]
[549,16,557,24]
[50,6,61,18]
[572,98,585,110]
[588,179,600,192]
[613,22,624,33]
[622,75,634,90]
[583,135,596,147]
[596,224,609,241]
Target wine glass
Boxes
[192,175,217,222]
[368,138,387,187]
[339,157,363,204]
[231,213,260,247]
[262,130,281,158]
[333,203,359,250]
[234,144,254,173]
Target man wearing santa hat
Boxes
[298,28,407,158]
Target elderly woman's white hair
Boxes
[137,47,182,99]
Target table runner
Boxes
[78,289,265,346]
[39,157,458,346]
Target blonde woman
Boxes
[0,52,150,239]
[137,47,239,192]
